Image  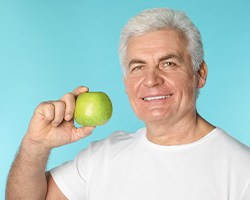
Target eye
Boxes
[130,65,144,73]
[162,62,177,70]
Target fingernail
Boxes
[65,114,72,121]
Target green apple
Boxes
[74,91,113,126]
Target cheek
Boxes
[181,76,198,105]
[124,78,144,117]
[171,73,197,95]
[124,78,139,100]
[125,76,143,92]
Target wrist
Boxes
[21,135,51,158]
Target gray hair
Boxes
[119,8,204,75]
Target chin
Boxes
[139,111,170,123]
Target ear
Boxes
[197,61,208,89]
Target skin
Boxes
[124,29,215,145]
[6,86,95,199]
[6,29,215,199]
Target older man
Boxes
[6,8,250,200]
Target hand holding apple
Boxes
[24,86,95,151]
[74,92,113,126]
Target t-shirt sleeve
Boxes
[50,151,88,200]
[50,141,104,200]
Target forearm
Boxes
[6,86,93,199]
[6,138,51,200]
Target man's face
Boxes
[124,29,206,125]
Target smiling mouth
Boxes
[142,94,173,101]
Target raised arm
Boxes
[6,86,95,200]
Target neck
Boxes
[145,112,215,146]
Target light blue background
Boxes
[1,0,250,197]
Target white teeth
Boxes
[143,95,171,101]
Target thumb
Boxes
[70,126,96,143]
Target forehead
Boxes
[126,29,188,61]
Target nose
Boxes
[143,68,164,88]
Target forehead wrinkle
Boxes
[125,29,189,69]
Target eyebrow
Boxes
[128,59,146,68]
[158,54,184,63]
[128,53,184,68]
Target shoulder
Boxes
[215,128,250,165]
[215,128,250,198]
[105,128,145,145]
[80,128,146,159]
[91,128,145,153]
[216,128,250,154]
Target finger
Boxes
[72,86,89,97]
[35,102,55,123]
[61,93,76,121]
[71,126,96,143]
[50,100,66,127]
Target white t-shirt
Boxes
[51,127,250,200]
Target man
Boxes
[6,8,250,200]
